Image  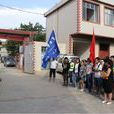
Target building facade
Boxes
[45,0,114,59]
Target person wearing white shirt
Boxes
[72,58,81,87]
[49,58,58,81]
[94,57,103,96]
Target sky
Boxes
[0,0,61,29]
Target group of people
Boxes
[49,56,114,105]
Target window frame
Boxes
[41,46,47,54]
[82,0,100,24]
[104,7,114,27]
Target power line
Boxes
[0,4,44,15]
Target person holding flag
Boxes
[42,30,60,80]
[86,29,96,93]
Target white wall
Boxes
[81,21,114,38]
[46,11,58,42]
[0,47,8,57]
[34,42,47,73]
[34,41,66,73]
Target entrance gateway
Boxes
[0,28,36,74]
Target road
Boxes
[0,64,114,113]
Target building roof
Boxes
[0,29,37,41]
[0,29,37,36]
[44,0,71,17]
[44,0,114,17]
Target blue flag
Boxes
[42,30,60,68]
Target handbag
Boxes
[101,71,108,80]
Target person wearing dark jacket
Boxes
[110,56,114,76]
[86,58,93,93]
[102,59,113,104]
[62,57,70,86]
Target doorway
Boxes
[99,43,109,59]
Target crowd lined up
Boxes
[49,56,114,105]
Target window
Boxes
[99,43,109,58]
[41,46,47,54]
[83,1,99,23]
[105,8,114,26]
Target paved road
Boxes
[0,64,114,113]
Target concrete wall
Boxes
[73,39,90,59]
[46,0,77,54]
[81,3,114,38]
[33,41,66,73]
[73,38,99,60]
[0,47,8,57]
[34,42,46,73]
[81,22,114,38]
[19,54,24,70]
[46,11,58,43]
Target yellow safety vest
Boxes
[69,62,74,72]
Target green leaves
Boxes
[5,40,22,56]
[5,22,46,56]
[20,22,46,42]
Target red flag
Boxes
[89,30,96,64]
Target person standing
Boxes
[69,59,75,85]
[62,57,70,86]
[79,60,86,91]
[49,58,58,82]
[110,56,114,76]
[94,57,103,96]
[72,58,81,87]
[102,59,113,104]
[110,56,114,100]
[86,58,93,93]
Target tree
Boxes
[5,22,45,56]
[20,22,46,42]
[5,40,23,56]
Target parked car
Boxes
[4,56,16,67]
[56,55,79,73]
